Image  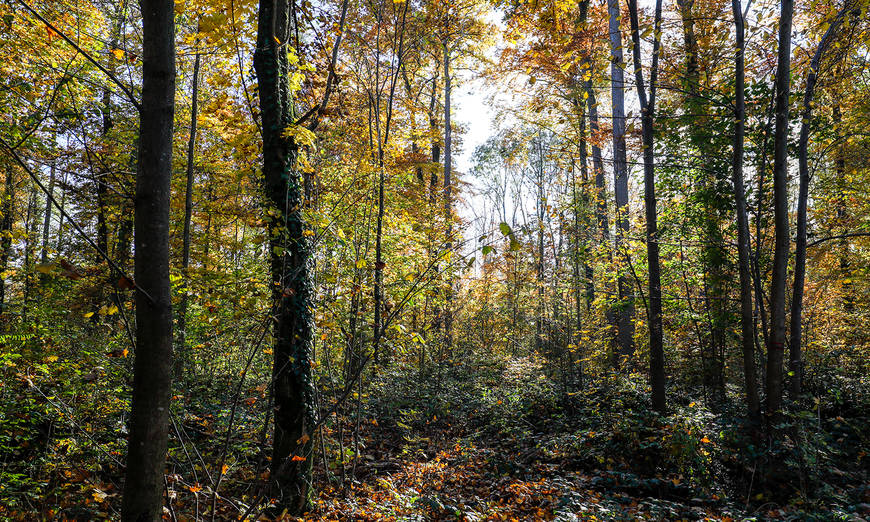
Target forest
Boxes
[0,0,869,519]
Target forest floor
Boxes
[303,355,870,521]
[313,420,752,521]
[1,349,868,520]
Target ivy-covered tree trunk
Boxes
[121,0,175,519]
[253,0,315,513]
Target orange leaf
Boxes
[291,455,306,462]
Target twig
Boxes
[0,138,153,304]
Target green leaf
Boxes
[499,222,512,236]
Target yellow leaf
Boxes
[45,356,58,363]
[106,304,119,315]
[111,48,125,60]
[221,464,229,475]
[121,348,129,358]
[83,312,95,318]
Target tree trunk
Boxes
[0,166,14,320]
[585,65,609,245]
[627,0,665,413]
[731,0,761,422]
[253,0,315,512]
[176,48,201,382]
[678,0,726,404]
[536,136,545,353]
[443,41,453,356]
[766,0,794,420]
[40,153,55,266]
[607,0,634,365]
[120,0,175,519]
[790,7,847,400]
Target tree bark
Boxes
[443,41,454,356]
[790,6,847,399]
[253,0,315,512]
[0,166,14,319]
[766,0,794,420]
[121,0,175,519]
[607,0,634,365]
[176,47,201,382]
[731,0,761,422]
[627,0,665,412]
[40,151,55,266]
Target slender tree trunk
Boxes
[22,184,36,322]
[176,48,201,382]
[536,137,545,353]
[576,0,595,320]
[832,104,852,311]
[790,7,847,400]
[253,0,315,512]
[40,152,55,265]
[732,0,761,421]
[0,166,14,319]
[607,0,634,365]
[585,70,609,245]
[120,0,175,519]
[372,0,408,366]
[55,171,66,255]
[96,25,118,264]
[678,0,726,404]
[443,41,453,356]
[428,69,441,342]
[766,0,794,420]
[627,0,665,412]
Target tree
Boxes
[0,165,14,321]
[253,0,315,512]
[607,0,634,364]
[121,0,176,519]
[789,3,849,399]
[766,0,794,420]
[176,38,201,382]
[731,0,760,422]
[626,0,665,412]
